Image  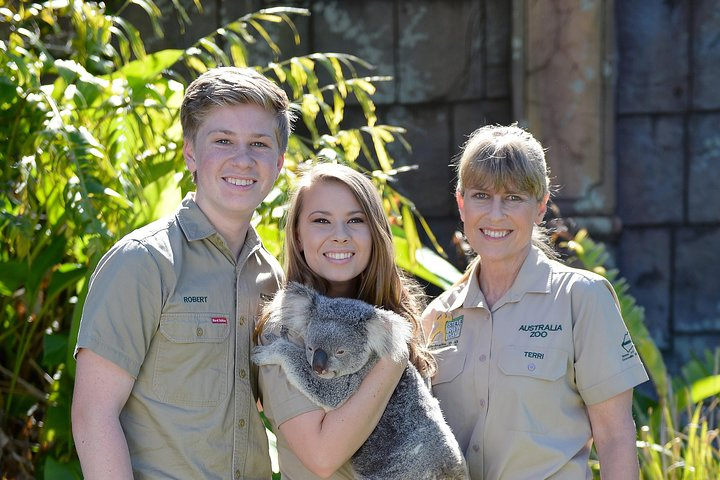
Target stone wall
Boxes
[615,0,720,372]
[142,0,719,373]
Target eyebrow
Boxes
[207,129,273,138]
[308,209,366,216]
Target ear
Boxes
[455,191,465,223]
[274,282,315,334]
[183,138,196,174]
[365,308,411,361]
[535,193,550,225]
[276,152,285,172]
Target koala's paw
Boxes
[251,343,283,366]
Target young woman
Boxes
[423,124,649,479]
[255,163,435,479]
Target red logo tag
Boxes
[211,316,228,324]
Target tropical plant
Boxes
[562,230,720,479]
[0,1,459,477]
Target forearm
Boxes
[73,414,133,479]
[588,389,639,480]
[283,356,405,476]
[595,432,639,480]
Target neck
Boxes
[477,252,527,309]
[196,202,252,259]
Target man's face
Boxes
[183,103,284,228]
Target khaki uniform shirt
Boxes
[76,193,282,480]
[423,246,648,480]
[258,328,356,479]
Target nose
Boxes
[332,223,350,243]
[312,349,328,374]
[488,196,505,219]
[230,145,254,166]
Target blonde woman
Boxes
[423,124,649,479]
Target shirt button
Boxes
[479,354,487,362]
[479,399,486,408]
[239,369,246,379]
[196,327,203,336]
[234,469,241,479]
[239,316,245,326]
[238,418,245,428]
[473,444,480,453]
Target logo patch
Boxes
[621,333,637,361]
[211,316,228,324]
[428,312,463,348]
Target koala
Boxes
[252,282,468,480]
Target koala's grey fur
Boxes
[252,282,468,480]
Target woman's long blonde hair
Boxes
[256,162,435,377]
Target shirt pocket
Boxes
[152,313,231,406]
[432,351,467,385]
[496,345,569,433]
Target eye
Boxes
[312,217,330,224]
[348,217,364,224]
[251,141,269,148]
[215,138,231,145]
[336,349,345,356]
[307,346,314,352]
[471,191,489,200]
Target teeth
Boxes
[326,252,353,260]
[483,229,509,238]
[226,177,254,186]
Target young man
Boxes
[72,67,294,479]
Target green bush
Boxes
[0,1,456,477]
[562,230,720,479]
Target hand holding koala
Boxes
[252,282,468,480]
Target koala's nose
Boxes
[312,349,328,374]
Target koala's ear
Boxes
[276,281,316,334]
[365,309,412,361]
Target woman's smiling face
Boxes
[296,180,372,298]
[457,184,548,266]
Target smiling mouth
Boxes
[482,229,510,239]
[225,177,255,186]
[325,252,354,260]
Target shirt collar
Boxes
[447,245,553,311]
[175,192,263,256]
[498,245,553,307]
[176,192,217,242]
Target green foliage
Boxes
[562,230,720,479]
[0,0,458,476]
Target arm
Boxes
[586,389,639,480]
[279,356,405,477]
[72,349,135,480]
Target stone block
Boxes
[692,0,720,110]
[452,100,512,157]
[524,0,614,215]
[485,0,511,99]
[383,105,455,218]
[688,114,720,223]
[618,228,671,349]
[673,227,720,332]
[616,1,689,114]
[616,116,684,226]
[397,0,484,103]
[311,0,396,104]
